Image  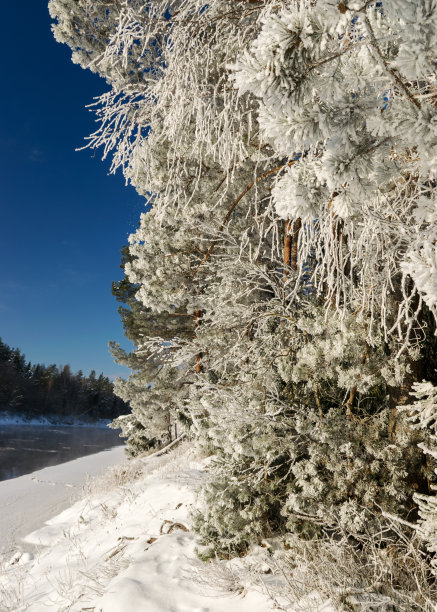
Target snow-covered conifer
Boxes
[401,382,437,575]
[232,0,437,341]
[52,0,437,578]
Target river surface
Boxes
[0,424,124,482]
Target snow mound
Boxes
[0,443,332,611]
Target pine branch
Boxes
[363,15,421,110]
[179,159,297,289]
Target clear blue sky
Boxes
[0,3,145,378]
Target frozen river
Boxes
[0,423,123,482]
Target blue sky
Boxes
[0,3,145,378]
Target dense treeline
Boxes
[0,338,128,422]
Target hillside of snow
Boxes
[0,442,332,612]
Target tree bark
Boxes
[291,218,302,272]
[195,309,203,374]
[283,220,292,270]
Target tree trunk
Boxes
[283,218,301,286]
[291,218,302,272]
[195,309,203,374]
[167,411,173,443]
[283,219,292,275]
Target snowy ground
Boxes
[0,446,125,553]
[0,442,333,612]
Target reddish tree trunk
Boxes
[283,218,301,280]
[291,218,302,271]
[283,220,292,273]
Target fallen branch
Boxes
[138,432,187,463]
[160,519,189,534]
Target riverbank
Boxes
[0,442,331,612]
[0,412,115,428]
[0,445,125,553]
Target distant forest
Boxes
[0,338,128,422]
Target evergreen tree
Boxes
[402,382,437,577]
[51,0,437,579]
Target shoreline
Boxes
[0,412,116,428]
[0,445,126,553]
[0,443,288,612]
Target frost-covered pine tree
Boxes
[51,0,437,569]
[231,0,437,341]
[401,382,437,575]
[110,241,197,454]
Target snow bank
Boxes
[0,445,125,552]
[0,443,333,612]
